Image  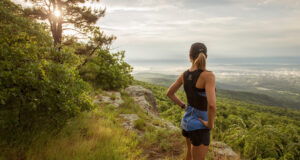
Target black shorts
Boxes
[182,129,210,146]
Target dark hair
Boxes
[189,42,207,70]
[189,42,207,60]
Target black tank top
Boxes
[183,69,208,111]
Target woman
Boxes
[166,42,216,160]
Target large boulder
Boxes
[125,85,179,131]
[125,85,158,115]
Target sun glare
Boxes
[54,10,61,17]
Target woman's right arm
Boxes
[199,72,216,129]
[166,73,186,110]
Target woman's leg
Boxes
[185,138,192,160]
[191,144,209,160]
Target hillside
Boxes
[3,85,240,160]
[216,89,297,108]
[1,87,183,160]
[133,80,300,160]
[4,80,298,160]
[133,72,178,87]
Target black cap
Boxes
[189,42,207,60]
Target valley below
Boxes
[132,62,300,110]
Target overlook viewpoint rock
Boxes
[93,85,239,160]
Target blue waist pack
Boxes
[181,105,209,131]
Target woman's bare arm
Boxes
[199,72,217,129]
[166,73,186,109]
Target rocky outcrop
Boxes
[124,85,158,115]
[93,85,239,159]
[124,85,179,131]
[119,114,139,130]
[93,91,123,108]
[211,141,239,160]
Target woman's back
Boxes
[183,69,208,111]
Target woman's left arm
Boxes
[198,72,216,129]
[166,73,186,109]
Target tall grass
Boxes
[23,107,141,160]
[1,86,187,160]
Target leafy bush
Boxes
[79,49,133,90]
[0,0,93,148]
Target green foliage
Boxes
[79,49,133,90]
[110,93,117,100]
[1,107,141,160]
[142,127,184,154]
[0,0,93,149]
[217,100,300,160]
[134,119,146,131]
[135,80,300,160]
[24,0,115,46]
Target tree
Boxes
[0,0,93,147]
[79,49,133,90]
[23,0,115,49]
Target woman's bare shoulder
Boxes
[202,70,215,79]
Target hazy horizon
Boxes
[128,56,300,75]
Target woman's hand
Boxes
[198,117,213,129]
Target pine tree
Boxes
[23,0,115,48]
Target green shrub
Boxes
[0,0,93,148]
[110,93,117,100]
[79,49,133,90]
[134,119,146,131]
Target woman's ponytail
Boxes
[193,53,206,71]
[189,42,207,70]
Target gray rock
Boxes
[124,85,179,131]
[211,141,239,160]
[119,114,139,130]
[124,85,158,114]
[93,91,123,108]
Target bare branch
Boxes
[62,28,87,35]
[77,44,101,70]
[43,0,49,7]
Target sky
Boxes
[15,0,300,68]
[95,0,300,63]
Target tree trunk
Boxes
[50,0,62,47]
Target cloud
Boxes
[106,5,176,13]
[14,0,300,61]
[256,0,300,6]
[100,0,300,60]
